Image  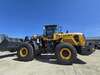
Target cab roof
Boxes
[66,32,83,35]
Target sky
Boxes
[0,0,100,38]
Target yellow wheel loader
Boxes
[17,25,95,64]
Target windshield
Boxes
[46,26,58,37]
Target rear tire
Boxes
[55,43,77,64]
[17,43,34,61]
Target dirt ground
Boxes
[0,50,100,75]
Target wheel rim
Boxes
[20,47,28,57]
[60,48,72,60]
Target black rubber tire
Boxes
[17,43,34,61]
[55,43,77,64]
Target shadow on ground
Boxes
[14,54,86,65]
[36,55,86,65]
[0,53,16,59]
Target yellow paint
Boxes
[43,32,86,47]
[54,33,86,46]
[60,48,72,60]
[20,47,28,57]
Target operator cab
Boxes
[43,25,58,39]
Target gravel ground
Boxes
[0,50,100,75]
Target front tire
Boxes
[17,43,34,61]
[55,43,77,64]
